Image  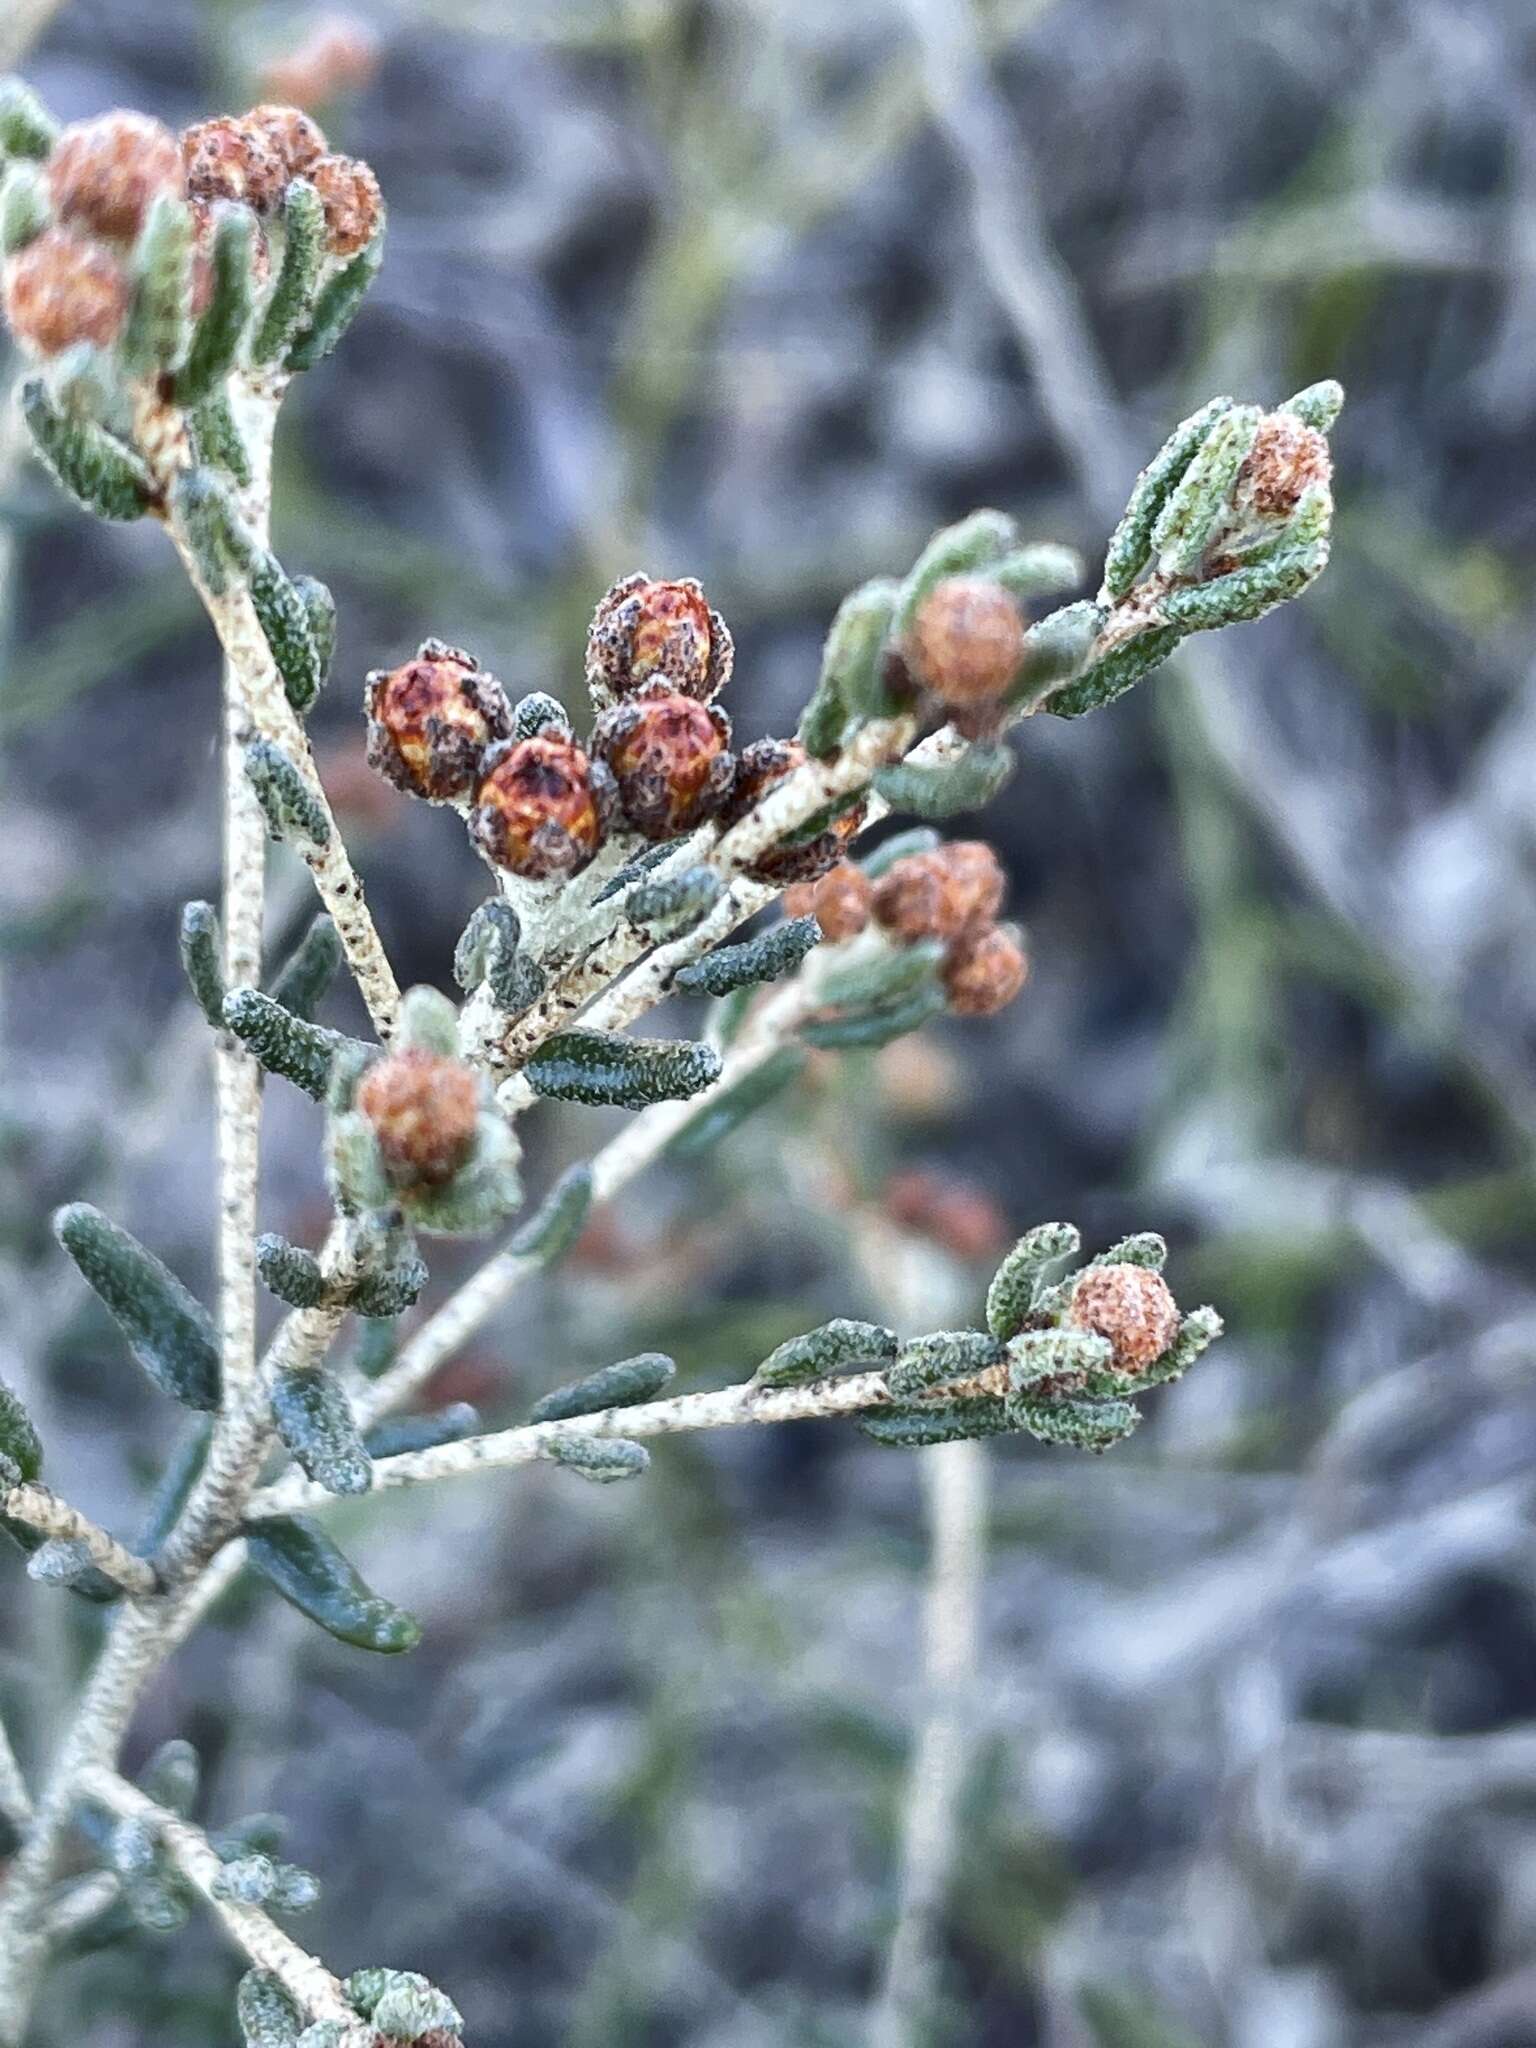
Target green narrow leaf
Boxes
[189,391,251,488]
[754,1318,897,1389]
[176,202,256,405]
[544,1434,649,1484]
[511,690,572,740]
[1149,402,1263,579]
[254,1234,329,1309]
[989,542,1084,601]
[507,1162,594,1264]
[800,576,901,750]
[623,863,724,937]
[1005,600,1103,710]
[860,1396,1020,1447]
[1043,625,1185,720]
[237,1968,304,2048]
[985,1222,1081,1340]
[1280,379,1344,432]
[814,937,943,1012]
[530,1352,675,1424]
[886,1329,1006,1397]
[268,1367,371,1498]
[0,161,47,253]
[666,1043,805,1159]
[524,1030,722,1109]
[178,901,225,1028]
[799,982,945,1050]
[135,1419,211,1556]
[859,827,941,878]
[246,557,323,715]
[0,79,59,159]
[674,915,820,997]
[223,988,346,1099]
[123,195,194,376]
[363,1404,479,1458]
[167,467,252,594]
[138,1739,199,1818]
[454,899,542,1013]
[21,380,154,523]
[54,1204,221,1412]
[290,576,336,699]
[285,226,385,371]
[266,914,341,1021]
[1100,395,1233,600]
[243,1515,421,1652]
[1011,1396,1140,1451]
[895,509,1017,638]
[871,743,1014,821]
[244,738,330,850]
[253,180,325,364]
[347,1244,428,1319]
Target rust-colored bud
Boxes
[307,151,382,255]
[885,1166,1011,1263]
[47,112,184,244]
[470,735,613,879]
[783,861,872,942]
[357,1047,479,1190]
[2,230,130,356]
[585,573,733,706]
[365,641,513,804]
[591,689,733,840]
[718,737,866,885]
[872,840,1004,945]
[940,923,1028,1016]
[182,115,288,214]
[243,103,329,177]
[1066,1262,1179,1376]
[1239,411,1333,520]
[907,575,1026,709]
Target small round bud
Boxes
[182,116,288,214]
[783,861,872,942]
[356,1047,479,1190]
[940,923,1028,1016]
[907,575,1026,709]
[3,229,130,355]
[586,573,733,706]
[470,735,612,879]
[243,104,328,177]
[1067,1263,1179,1376]
[365,642,513,804]
[591,689,733,840]
[1238,411,1333,521]
[872,841,1004,945]
[47,111,184,243]
[720,737,866,885]
[307,152,382,255]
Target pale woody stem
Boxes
[0,1716,32,1834]
[73,1768,364,2034]
[1,1483,159,1598]
[255,1364,897,1520]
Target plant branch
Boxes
[73,1767,364,2034]
[1,1484,159,1598]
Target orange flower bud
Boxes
[357,1048,479,1189]
[940,923,1028,1016]
[307,151,383,255]
[1238,411,1333,520]
[365,642,513,804]
[182,115,288,213]
[1066,1263,1180,1375]
[591,689,733,839]
[720,737,866,885]
[872,841,1004,945]
[469,735,613,879]
[259,15,381,109]
[47,111,184,243]
[907,575,1026,709]
[243,103,329,178]
[3,229,131,356]
[784,861,872,942]
[585,574,733,706]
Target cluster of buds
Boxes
[366,578,862,890]
[788,836,1027,1021]
[862,1224,1222,1451]
[328,988,521,1234]
[0,93,381,365]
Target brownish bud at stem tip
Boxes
[586,574,733,705]
[3,230,131,356]
[181,116,288,214]
[243,104,329,177]
[47,112,184,243]
[357,1048,479,1189]
[940,923,1028,1016]
[308,152,383,255]
[1066,1263,1180,1375]
[872,841,1005,945]
[365,642,513,804]
[591,689,733,839]
[470,735,613,879]
[720,737,867,885]
[907,575,1026,709]
[783,861,872,942]
[1238,411,1333,521]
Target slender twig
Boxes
[1,1484,159,1599]
[866,1439,987,2048]
[73,1768,364,2033]
[255,1364,898,1519]
[0,1715,33,1835]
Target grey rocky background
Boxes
[2,1,1535,2043]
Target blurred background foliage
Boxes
[3,1,1536,2043]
